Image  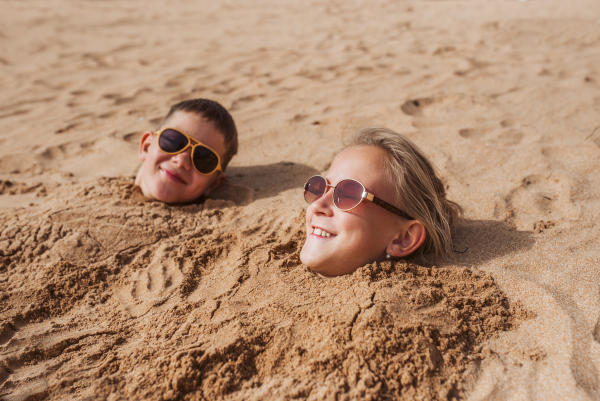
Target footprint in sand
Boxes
[123,132,142,144]
[400,98,434,116]
[496,173,579,230]
[38,140,96,161]
[69,90,88,96]
[458,128,486,139]
[118,244,184,317]
[98,110,118,119]
[459,121,523,143]
[291,113,309,122]
[54,122,82,134]
[148,117,162,126]
[102,88,152,106]
[230,94,266,111]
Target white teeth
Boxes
[313,227,333,237]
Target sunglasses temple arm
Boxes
[366,193,414,220]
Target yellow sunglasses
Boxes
[155,128,222,175]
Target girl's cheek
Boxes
[305,205,313,221]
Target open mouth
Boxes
[311,226,336,238]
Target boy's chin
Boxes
[145,185,200,204]
[154,192,198,204]
[136,171,211,204]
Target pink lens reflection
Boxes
[334,179,364,210]
[304,176,327,204]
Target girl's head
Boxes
[299,126,462,277]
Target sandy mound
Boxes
[1,0,599,399]
[1,179,528,400]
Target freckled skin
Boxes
[135,111,226,204]
[300,146,415,277]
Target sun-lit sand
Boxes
[1,0,599,400]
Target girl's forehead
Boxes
[328,146,387,175]
[327,146,393,192]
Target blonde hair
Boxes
[344,126,462,259]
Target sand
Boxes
[0,0,599,400]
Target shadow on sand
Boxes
[207,161,319,206]
[448,219,535,266]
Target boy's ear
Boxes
[387,220,426,258]
[202,172,227,196]
[139,131,154,160]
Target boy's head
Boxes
[135,99,238,203]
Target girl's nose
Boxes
[310,187,334,216]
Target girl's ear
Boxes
[203,172,227,196]
[387,220,426,258]
[139,131,154,160]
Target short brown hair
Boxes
[160,99,238,170]
[344,127,463,260]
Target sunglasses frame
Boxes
[303,175,414,220]
[154,128,222,176]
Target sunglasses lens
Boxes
[158,129,189,153]
[334,179,364,210]
[192,145,220,174]
[304,176,326,204]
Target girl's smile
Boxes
[310,226,336,238]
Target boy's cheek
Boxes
[140,145,161,164]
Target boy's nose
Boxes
[171,149,193,170]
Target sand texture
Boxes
[1,0,599,400]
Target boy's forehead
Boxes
[161,110,208,129]
[162,111,226,154]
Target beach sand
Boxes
[1,0,599,399]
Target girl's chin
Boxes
[315,271,336,279]
[308,261,362,278]
[303,262,344,278]
[303,263,336,278]
[300,249,352,277]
